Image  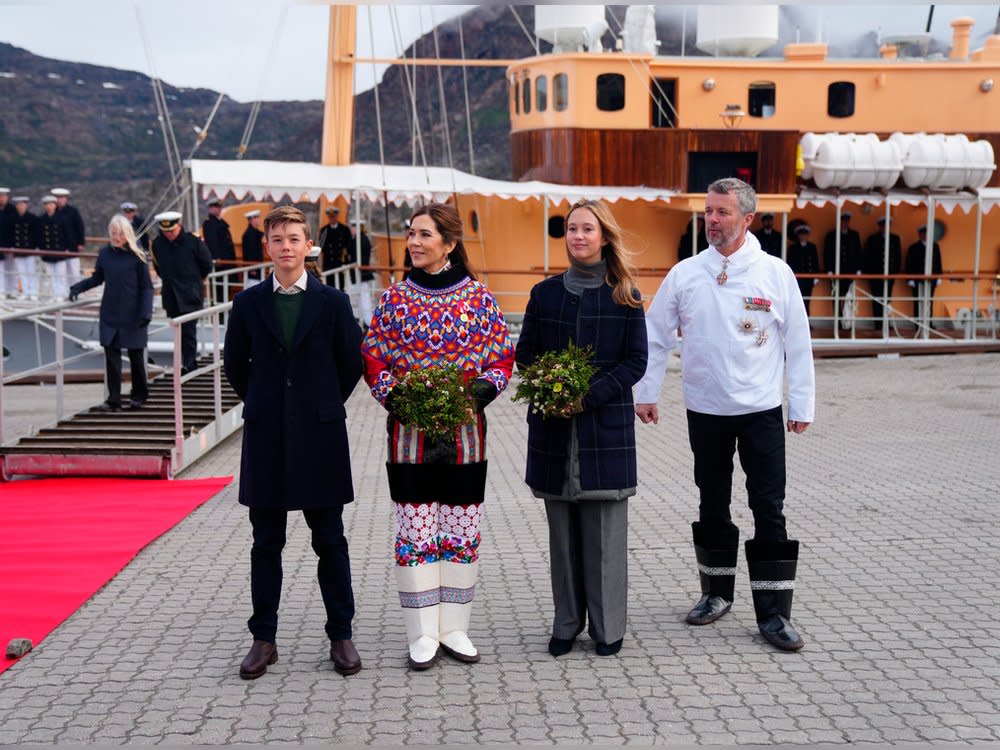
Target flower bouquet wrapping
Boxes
[513,342,596,418]
[390,365,476,439]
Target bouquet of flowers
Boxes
[390,365,476,439]
[513,342,596,418]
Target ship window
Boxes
[748,81,775,118]
[828,81,855,118]
[535,75,548,112]
[596,73,625,111]
[469,210,479,233]
[554,73,568,111]
[651,78,677,128]
[548,215,566,239]
[513,79,520,115]
[522,76,532,114]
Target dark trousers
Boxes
[796,280,813,316]
[686,406,788,544]
[869,279,895,328]
[180,319,198,372]
[911,281,937,323]
[103,344,148,406]
[248,506,355,643]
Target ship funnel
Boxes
[695,5,778,57]
[949,17,975,60]
[535,5,608,53]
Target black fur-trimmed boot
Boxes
[685,522,739,625]
[745,539,804,651]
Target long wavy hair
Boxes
[108,214,147,263]
[409,203,476,281]
[565,199,641,308]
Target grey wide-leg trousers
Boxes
[544,499,628,644]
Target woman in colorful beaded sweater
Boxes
[361,203,514,670]
[515,199,648,658]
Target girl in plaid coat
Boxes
[515,199,648,658]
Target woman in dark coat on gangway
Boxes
[515,198,648,658]
[69,214,153,411]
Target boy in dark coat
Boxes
[224,205,364,680]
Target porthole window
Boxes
[548,215,566,239]
[513,78,520,115]
[536,75,548,112]
[596,73,625,111]
[522,76,532,114]
[554,73,568,111]
[828,81,855,118]
[748,81,775,118]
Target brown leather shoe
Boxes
[330,639,362,676]
[239,640,277,680]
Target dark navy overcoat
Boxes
[224,273,363,510]
[515,275,648,496]
[73,244,154,349]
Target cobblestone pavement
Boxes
[0,354,998,745]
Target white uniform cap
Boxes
[12,195,30,203]
[154,210,183,228]
[41,195,57,204]
[120,201,138,211]
[50,188,70,197]
[245,209,261,219]
[0,188,10,195]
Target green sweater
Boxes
[274,292,305,348]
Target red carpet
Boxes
[0,476,232,674]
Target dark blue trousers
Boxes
[686,406,788,544]
[248,506,355,643]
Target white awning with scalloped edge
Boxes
[187,159,677,206]
[796,188,1000,215]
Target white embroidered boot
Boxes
[439,560,479,663]
[395,562,441,669]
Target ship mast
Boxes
[321,5,356,168]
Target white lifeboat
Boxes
[889,132,996,191]
[805,133,903,191]
[535,5,608,53]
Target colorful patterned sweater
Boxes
[361,267,514,405]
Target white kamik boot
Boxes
[439,560,479,663]
[396,562,441,669]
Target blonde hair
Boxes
[565,199,641,308]
[108,214,147,263]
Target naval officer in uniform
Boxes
[635,177,815,651]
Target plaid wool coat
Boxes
[515,275,648,496]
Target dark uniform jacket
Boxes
[151,229,213,317]
[223,274,363,510]
[904,240,943,278]
[319,221,352,271]
[823,228,862,274]
[787,240,820,277]
[515,275,648,496]
[241,225,264,264]
[202,214,236,261]
[756,229,783,257]
[863,232,902,275]
[10,211,39,250]
[131,214,151,252]
[0,203,16,252]
[677,225,708,261]
[38,212,70,263]
[354,231,374,281]
[71,244,153,349]
[57,204,86,251]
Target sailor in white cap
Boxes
[202,197,236,306]
[0,188,15,298]
[8,197,39,299]
[319,205,352,289]
[38,196,74,300]
[904,223,944,325]
[862,216,902,329]
[823,209,862,320]
[241,209,264,285]
[787,223,820,315]
[50,187,86,285]
[635,177,814,652]
[151,211,213,373]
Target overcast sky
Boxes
[1,2,998,102]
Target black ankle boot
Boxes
[745,539,804,651]
[686,522,739,625]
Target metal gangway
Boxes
[0,299,241,480]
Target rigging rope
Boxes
[237,2,289,158]
[508,6,538,54]
[430,8,457,194]
[604,7,680,126]
[389,7,430,178]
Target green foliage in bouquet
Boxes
[513,342,596,418]
[392,365,476,440]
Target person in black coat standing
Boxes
[69,214,153,411]
[38,195,73,300]
[9,196,40,300]
[677,216,708,261]
[905,225,944,325]
[224,205,364,680]
[151,211,213,373]
[787,224,820,316]
[823,211,863,318]
[754,212,783,257]
[241,210,265,283]
[202,198,236,305]
[515,199,648,659]
[318,205,352,289]
[863,217,902,330]
[51,187,85,285]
